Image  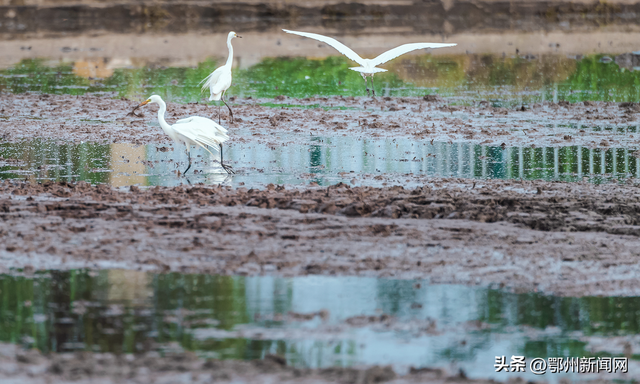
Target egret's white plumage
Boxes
[138,95,234,174]
[200,31,241,122]
[282,29,456,96]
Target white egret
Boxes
[200,31,242,124]
[136,95,234,175]
[282,29,456,96]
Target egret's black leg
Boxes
[362,74,370,97]
[219,143,235,174]
[222,95,234,124]
[218,104,221,124]
[183,149,192,175]
[371,76,376,97]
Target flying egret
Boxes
[200,31,242,124]
[136,95,234,175]
[282,29,456,96]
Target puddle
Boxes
[0,269,636,381]
[1,54,640,105]
[1,138,639,189]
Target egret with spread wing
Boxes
[200,31,242,123]
[137,95,234,175]
[282,29,456,96]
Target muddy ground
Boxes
[1,93,639,149]
[2,178,640,297]
[0,341,600,384]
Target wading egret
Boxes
[136,95,234,175]
[200,31,242,123]
[282,29,456,96]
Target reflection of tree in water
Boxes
[3,272,640,365]
[0,271,356,366]
[308,136,324,185]
[478,146,506,180]
[0,59,93,95]
[374,279,417,316]
[460,142,639,183]
[0,274,35,348]
[151,274,251,358]
[436,334,493,363]
[0,139,111,184]
[477,290,640,358]
[523,339,589,359]
[0,271,255,357]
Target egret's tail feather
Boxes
[196,136,227,153]
[193,138,225,155]
[196,131,230,149]
[199,72,216,94]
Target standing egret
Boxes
[282,29,456,96]
[200,31,242,124]
[136,95,234,175]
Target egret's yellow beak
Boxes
[236,35,242,38]
[139,99,150,107]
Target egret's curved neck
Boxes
[155,99,172,134]
[225,36,234,67]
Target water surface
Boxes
[1,137,639,188]
[0,136,640,188]
[0,269,636,381]
[2,54,640,105]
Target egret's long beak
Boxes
[236,35,243,38]
[128,99,150,117]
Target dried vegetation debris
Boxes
[6,178,640,235]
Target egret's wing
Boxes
[175,116,209,128]
[211,70,232,96]
[199,67,224,94]
[175,116,229,135]
[175,116,196,124]
[370,43,457,67]
[282,29,365,66]
[173,116,229,151]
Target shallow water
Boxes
[0,269,636,381]
[1,138,639,188]
[1,53,639,105]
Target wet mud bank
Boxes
[2,94,639,149]
[0,342,535,384]
[2,0,640,38]
[3,179,640,297]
